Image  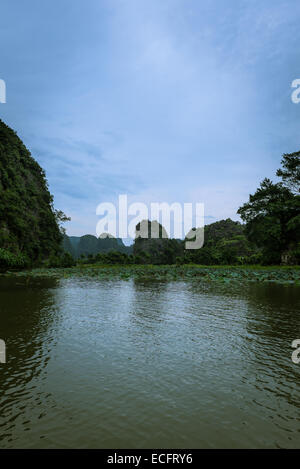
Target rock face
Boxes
[0,120,62,262]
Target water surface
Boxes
[0,277,299,448]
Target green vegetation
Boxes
[183,219,259,265]
[0,248,29,271]
[63,233,132,259]
[0,120,65,270]
[69,218,259,266]
[133,220,184,264]
[238,152,300,265]
[3,264,300,286]
[71,233,132,258]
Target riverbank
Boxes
[2,264,300,285]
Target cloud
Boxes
[0,0,299,236]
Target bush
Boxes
[0,248,30,271]
[45,252,76,268]
[241,252,263,265]
[60,252,76,267]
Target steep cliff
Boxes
[0,120,62,268]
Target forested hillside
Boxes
[0,120,62,269]
[184,219,259,265]
[63,233,132,258]
[70,219,259,266]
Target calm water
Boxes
[0,276,299,448]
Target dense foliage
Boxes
[238,152,300,264]
[276,151,300,194]
[0,120,63,270]
[133,220,184,264]
[71,219,259,266]
[183,219,259,265]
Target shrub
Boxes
[0,248,30,271]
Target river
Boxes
[0,276,299,448]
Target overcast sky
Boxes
[0,0,300,237]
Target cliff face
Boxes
[0,120,62,264]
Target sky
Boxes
[0,0,300,239]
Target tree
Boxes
[54,209,71,235]
[276,151,300,194]
[238,168,300,264]
[183,219,257,265]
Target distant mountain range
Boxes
[62,218,256,265]
[63,233,133,258]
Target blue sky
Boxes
[0,0,300,237]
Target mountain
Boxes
[63,233,133,258]
[62,234,75,257]
[133,219,258,265]
[63,219,258,265]
[77,234,100,258]
[184,218,259,264]
[0,120,62,269]
[69,236,81,251]
[204,218,244,243]
[133,220,183,264]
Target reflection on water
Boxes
[0,277,299,448]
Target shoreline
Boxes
[1,264,300,285]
